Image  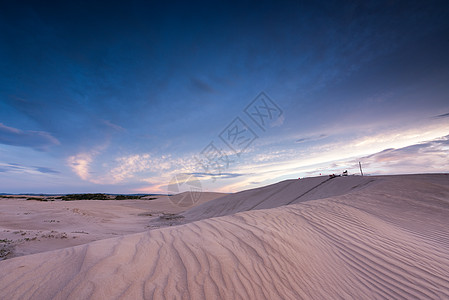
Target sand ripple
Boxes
[1,175,448,299]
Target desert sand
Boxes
[1,174,449,299]
[0,192,224,258]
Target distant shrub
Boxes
[114,195,142,200]
[26,197,47,201]
[61,194,109,201]
[60,194,156,201]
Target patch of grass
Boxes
[0,238,13,259]
[0,248,11,260]
[138,212,153,217]
[159,213,185,220]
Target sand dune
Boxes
[1,174,449,299]
[182,175,377,221]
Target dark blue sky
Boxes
[1,0,449,193]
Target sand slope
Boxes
[182,175,376,221]
[1,174,449,299]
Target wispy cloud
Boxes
[359,135,449,174]
[0,123,59,151]
[100,120,126,132]
[295,134,327,144]
[209,124,449,192]
[434,112,449,119]
[190,77,215,93]
[64,118,449,193]
[107,154,154,183]
[33,166,60,174]
[67,150,198,188]
[188,172,244,179]
[0,162,59,175]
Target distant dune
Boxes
[182,175,376,221]
[1,174,449,299]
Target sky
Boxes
[1,0,449,194]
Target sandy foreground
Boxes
[0,174,449,299]
[0,193,225,258]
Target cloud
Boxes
[249,181,262,185]
[296,134,327,143]
[210,128,449,192]
[67,153,94,181]
[100,120,126,132]
[434,112,449,119]
[360,135,449,170]
[67,143,110,182]
[132,182,168,194]
[67,150,194,185]
[0,123,60,151]
[33,166,60,174]
[0,163,59,174]
[190,78,215,93]
[108,154,153,183]
[188,172,244,179]
[65,119,449,193]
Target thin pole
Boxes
[359,161,364,176]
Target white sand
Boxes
[0,174,448,299]
[0,192,224,258]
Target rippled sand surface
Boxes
[1,174,448,299]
